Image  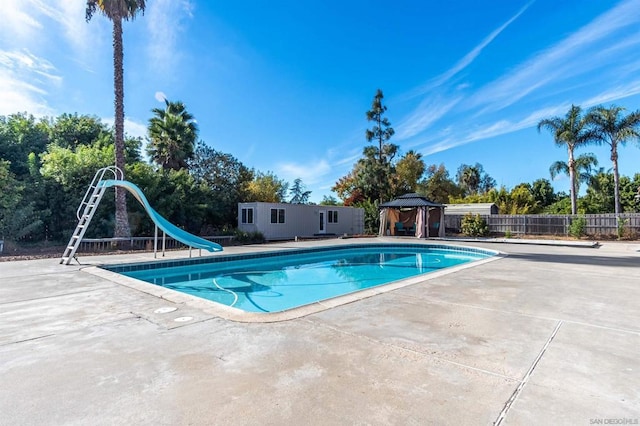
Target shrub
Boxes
[461,214,489,237]
[504,229,512,239]
[617,217,628,240]
[233,230,265,244]
[569,216,586,238]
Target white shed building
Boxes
[238,202,364,241]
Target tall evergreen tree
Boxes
[289,178,311,204]
[364,89,397,202]
[365,89,395,164]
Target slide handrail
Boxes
[99,179,223,252]
[77,166,123,220]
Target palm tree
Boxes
[86,0,146,238]
[538,105,595,214]
[147,99,198,170]
[586,105,640,214]
[549,153,599,195]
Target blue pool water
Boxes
[107,244,495,313]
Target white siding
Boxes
[238,202,364,240]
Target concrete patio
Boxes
[1,238,639,425]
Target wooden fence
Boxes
[445,213,640,237]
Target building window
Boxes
[241,208,254,224]
[270,208,285,224]
[328,210,338,223]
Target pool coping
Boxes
[85,242,505,323]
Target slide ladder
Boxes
[61,167,121,265]
[61,166,223,265]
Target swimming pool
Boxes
[103,244,497,314]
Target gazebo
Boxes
[379,193,445,238]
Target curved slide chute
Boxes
[100,179,223,252]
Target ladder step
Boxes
[72,236,80,239]
[67,246,75,250]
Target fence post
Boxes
[523,216,527,235]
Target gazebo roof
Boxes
[379,193,444,208]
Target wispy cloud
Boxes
[277,160,331,185]
[408,1,533,98]
[414,79,640,157]
[102,117,149,139]
[147,0,195,74]
[395,95,462,140]
[0,49,61,116]
[466,0,640,114]
[1,0,43,40]
[32,0,93,53]
[396,0,640,160]
[395,2,532,141]
[581,80,640,107]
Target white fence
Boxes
[78,235,235,252]
[445,213,640,237]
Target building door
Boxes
[318,210,326,234]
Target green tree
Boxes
[583,172,640,214]
[0,114,49,179]
[586,105,640,214]
[245,171,289,202]
[147,99,198,171]
[356,145,398,202]
[0,160,22,234]
[188,142,253,226]
[395,150,425,194]
[47,113,109,149]
[456,163,495,196]
[40,141,117,239]
[319,195,340,206]
[531,178,556,208]
[331,170,364,206]
[549,152,598,195]
[538,105,595,214]
[86,0,147,238]
[417,164,462,204]
[289,178,311,204]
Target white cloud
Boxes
[581,80,640,108]
[0,0,43,40]
[467,0,640,114]
[0,49,61,116]
[146,0,195,74]
[2,0,97,54]
[395,95,462,140]
[408,1,533,98]
[102,117,148,139]
[277,160,331,185]
[155,91,167,102]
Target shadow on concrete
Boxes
[504,252,640,268]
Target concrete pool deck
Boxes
[1,238,639,424]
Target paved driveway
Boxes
[1,240,639,425]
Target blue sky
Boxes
[2,0,640,202]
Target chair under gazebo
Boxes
[379,193,445,238]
